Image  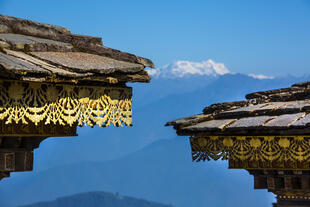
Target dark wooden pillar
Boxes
[248,170,310,207]
[0,121,77,181]
[0,136,47,180]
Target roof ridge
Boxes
[0,14,154,68]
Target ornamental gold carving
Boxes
[191,136,310,163]
[0,80,132,127]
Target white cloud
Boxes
[147,59,230,78]
[248,74,274,80]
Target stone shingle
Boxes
[168,80,310,136]
[0,14,154,85]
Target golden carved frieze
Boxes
[0,121,77,136]
[191,136,310,164]
[0,80,132,127]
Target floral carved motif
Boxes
[0,80,132,127]
[191,136,310,163]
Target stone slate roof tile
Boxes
[4,49,93,78]
[214,103,269,119]
[0,33,74,52]
[0,14,154,85]
[291,114,310,127]
[165,114,211,129]
[31,52,144,74]
[183,119,237,132]
[167,81,310,136]
[226,116,274,129]
[0,52,51,76]
[263,113,305,128]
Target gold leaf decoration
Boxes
[191,136,310,163]
[0,80,132,127]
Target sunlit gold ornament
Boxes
[191,136,310,163]
[0,80,132,127]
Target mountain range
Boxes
[20,192,173,207]
[147,60,230,78]
[1,60,309,207]
[1,138,273,207]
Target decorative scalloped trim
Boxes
[191,135,310,163]
[0,80,132,127]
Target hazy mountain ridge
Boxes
[1,73,310,207]
[20,191,173,207]
[0,138,273,207]
[32,73,309,171]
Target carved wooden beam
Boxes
[0,79,132,128]
[191,135,310,170]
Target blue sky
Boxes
[0,0,309,76]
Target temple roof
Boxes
[0,14,154,85]
[166,81,310,136]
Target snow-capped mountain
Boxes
[248,73,274,80]
[147,60,230,78]
[147,60,274,80]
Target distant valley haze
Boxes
[1,60,309,207]
[0,1,309,206]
